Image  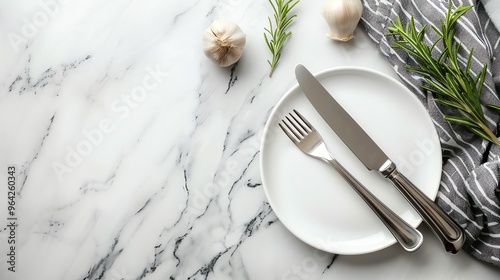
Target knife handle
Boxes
[381,162,466,254]
[326,158,423,252]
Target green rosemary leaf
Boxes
[487,104,500,111]
[476,66,487,98]
[264,0,300,77]
[433,98,463,111]
[468,126,496,143]
[431,24,442,38]
[444,115,481,128]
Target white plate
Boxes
[260,67,442,255]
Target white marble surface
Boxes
[0,0,499,279]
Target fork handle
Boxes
[324,158,423,252]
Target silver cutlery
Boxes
[295,64,465,253]
[279,110,423,252]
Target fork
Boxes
[279,110,423,252]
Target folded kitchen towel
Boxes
[360,0,500,267]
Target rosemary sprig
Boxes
[264,0,300,77]
[387,4,500,144]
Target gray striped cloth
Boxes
[360,0,500,267]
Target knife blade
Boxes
[295,64,465,254]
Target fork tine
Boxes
[285,115,306,139]
[279,122,299,143]
[284,117,303,139]
[279,110,315,143]
[293,110,313,131]
[289,111,310,134]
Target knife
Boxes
[295,64,465,254]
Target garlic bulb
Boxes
[322,0,363,41]
[203,19,246,67]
